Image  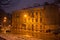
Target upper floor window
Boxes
[40,17,42,23]
[36,12,38,16]
[31,13,34,18]
[32,18,34,22]
[36,18,38,22]
[40,12,42,16]
[31,11,34,18]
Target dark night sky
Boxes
[2,0,54,13]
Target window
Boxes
[36,25,38,31]
[32,24,34,31]
[36,18,38,22]
[22,24,26,30]
[40,12,42,16]
[40,25,42,29]
[46,29,51,33]
[31,12,34,18]
[32,18,34,22]
[36,12,38,16]
[40,17,42,23]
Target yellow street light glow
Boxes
[24,14,27,17]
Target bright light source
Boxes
[4,17,7,19]
[3,20,6,22]
[24,14,27,17]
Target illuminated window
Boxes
[31,13,34,17]
[22,24,26,30]
[32,18,34,22]
[40,12,42,16]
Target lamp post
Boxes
[3,17,7,22]
[24,14,27,23]
[3,17,7,27]
[23,14,27,30]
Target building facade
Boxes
[11,4,60,38]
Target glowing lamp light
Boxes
[3,20,6,22]
[4,17,7,19]
[24,14,27,17]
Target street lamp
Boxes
[23,14,27,30]
[3,17,7,27]
[3,17,7,22]
[4,17,7,19]
[24,14,27,23]
[24,14,27,18]
[3,20,6,22]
